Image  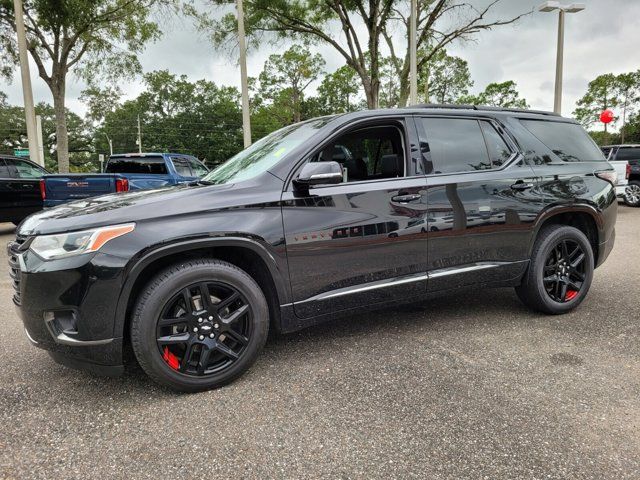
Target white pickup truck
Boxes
[602,147,630,203]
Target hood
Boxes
[19,175,283,236]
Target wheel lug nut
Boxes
[208,316,213,321]
[214,323,219,329]
[198,318,203,323]
[209,333,214,338]
[193,327,198,332]
[198,335,204,340]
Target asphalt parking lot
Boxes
[0,207,639,480]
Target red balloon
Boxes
[600,109,615,124]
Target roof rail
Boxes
[406,103,560,117]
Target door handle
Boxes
[392,194,421,203]
[510,182,534,191]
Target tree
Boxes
[384,2,528,106]
[0,91,93,170]
[316,65,361,114]
[80,86,123,125]
[573,73,619,132]
[99,71,244,166]
[613,71,640,143]
[193,0,528,109]
[459,80,528,108]
[0,0,172,172]
[257,45,325,123]
[419,49,472,104]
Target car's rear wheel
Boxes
[624,181,640,207]
[516,225,594,315]
[130,259,269,392]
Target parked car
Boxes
[41,153,209,207]
[603,153,630,202]
[602,144,640,207]
[0,155,49,225]
[10,106,617,392]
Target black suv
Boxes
[9,106,617,392]
[602,144,640,206]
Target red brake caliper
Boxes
[565,290,578,301]
[163,346,180,370]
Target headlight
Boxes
[29,223,135,260]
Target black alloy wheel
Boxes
[157,282,252,376]
[131,259,269,392]
[515,225,594,315]
[542,239,587,303]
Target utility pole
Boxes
[137,114,142,153]
[237,0,251,148]
[35,115,45,166]
[105,133,113,156]
[409,0,418,106]
[13,0,39,165]
[554,9,565,114]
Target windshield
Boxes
[202,118,333,185]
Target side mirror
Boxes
[294,161,343,188]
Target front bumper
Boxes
[9,239,127,374]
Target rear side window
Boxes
[0,160,12,178]
[106,156,168,174]
[422,118,511,173]
[520,120,605,162]
[172,158,192,177]
[13,159,45,178]
[615,147,640,161]
[480,122,512,168]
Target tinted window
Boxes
[172,158,192,177]
[520,120,605,162]
[13,159,45,178]
[0,160,11,178]
[106,156,168,174]
[616,147,640,161]
[421,118,490,173]
[188,158,208,177]
[480,121,512,168]
[315,125,405,182]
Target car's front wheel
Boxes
[624,180,640,207]
[130,259,269,392]
[516,225,594,315]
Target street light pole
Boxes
[539,2,585,114]
[236,0,251,148]
[554,9,565,114]
[13,0,39,165]
[409,0,418,106]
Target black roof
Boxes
[403,103,561,117]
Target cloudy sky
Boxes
[1,0,639,122]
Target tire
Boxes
[130,258,269,392]
[515,225,594,315]
[624,180,640,207]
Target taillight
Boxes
[595,170,618,186]
[115,178,129,192]
[39,179,46,200]
[626,163,631,180]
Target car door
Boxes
[5,158,46,221]
[416,115,542,291]
[0,159,15,222]
[281,117,429,318]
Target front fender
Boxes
[112,235,291,339]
